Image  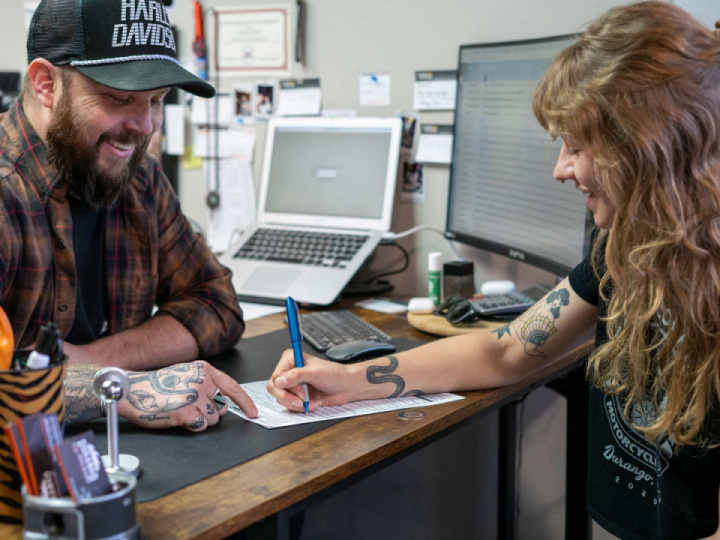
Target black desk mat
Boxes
[66,329,426,503]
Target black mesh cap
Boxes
[27,0,215,98]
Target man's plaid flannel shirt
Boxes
[0,101,244,355]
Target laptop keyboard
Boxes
[300,310,392,352]
[233,228,369,268]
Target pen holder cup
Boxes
[22,472,139,540]
[0,352,67,524]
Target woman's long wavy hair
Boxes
[533,1,720,448]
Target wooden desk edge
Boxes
[138,341,592,539]
[0,308,592,540]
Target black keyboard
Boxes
[233,228,369,268]
[300,310,392,352]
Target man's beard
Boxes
[46,94,150,210]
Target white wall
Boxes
[173,0,630,299]
[0,2,28,75]
[676,0,718,26]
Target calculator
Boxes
[468,286,550,316]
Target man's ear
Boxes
[26,59,60,109]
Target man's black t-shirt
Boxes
[66,196,108,344]
[568,252,719,540]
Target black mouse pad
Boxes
[66,329,428,503]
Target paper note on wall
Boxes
[182,146,203,170]
[191,95,234,125]
[164,104,185,156]
[414,124,453,164]
[205,159,257,254]
[413,70,457,111]
[359,72,391,106]
[276,78,322,116]
[193,127,256,160]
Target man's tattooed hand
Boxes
[114,360,258,432]
[126,362,206,421]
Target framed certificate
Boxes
[213,5,292,76]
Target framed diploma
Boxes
[213,5,292,76]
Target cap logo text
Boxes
[113,0,175,52]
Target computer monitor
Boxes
[446,35,594,277]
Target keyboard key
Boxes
[299,310,392,352]
[233,229,369,269]
[267,256,304,264]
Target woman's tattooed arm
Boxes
[491,287,572,358]
[365,355,425,398]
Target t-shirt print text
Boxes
[113,0,175,51]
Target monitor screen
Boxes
[446,35,593,277]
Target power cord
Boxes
[345,226,460,296]
[342,241,409,297]
[382,225,463,260]
[361,240,410,285]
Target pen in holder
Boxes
[0,352,67,524]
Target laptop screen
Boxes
[264,126,393,219]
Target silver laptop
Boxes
[221,117,402,306]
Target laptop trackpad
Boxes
[241,266,301,294]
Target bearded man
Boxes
[0,0,257,430]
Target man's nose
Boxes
[124,101,154,136]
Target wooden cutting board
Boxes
[407,312,504,337]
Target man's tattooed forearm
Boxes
[63,364,104,423]
[366,355,424,398]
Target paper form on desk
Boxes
[238,302,286,321]
[222,381,464,429]
[354,297,408,314]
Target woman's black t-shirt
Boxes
[568,252,720,540]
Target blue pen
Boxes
[286,297,310,413]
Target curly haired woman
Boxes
[268,3,720,537]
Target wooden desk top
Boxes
[0,307,591,539]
